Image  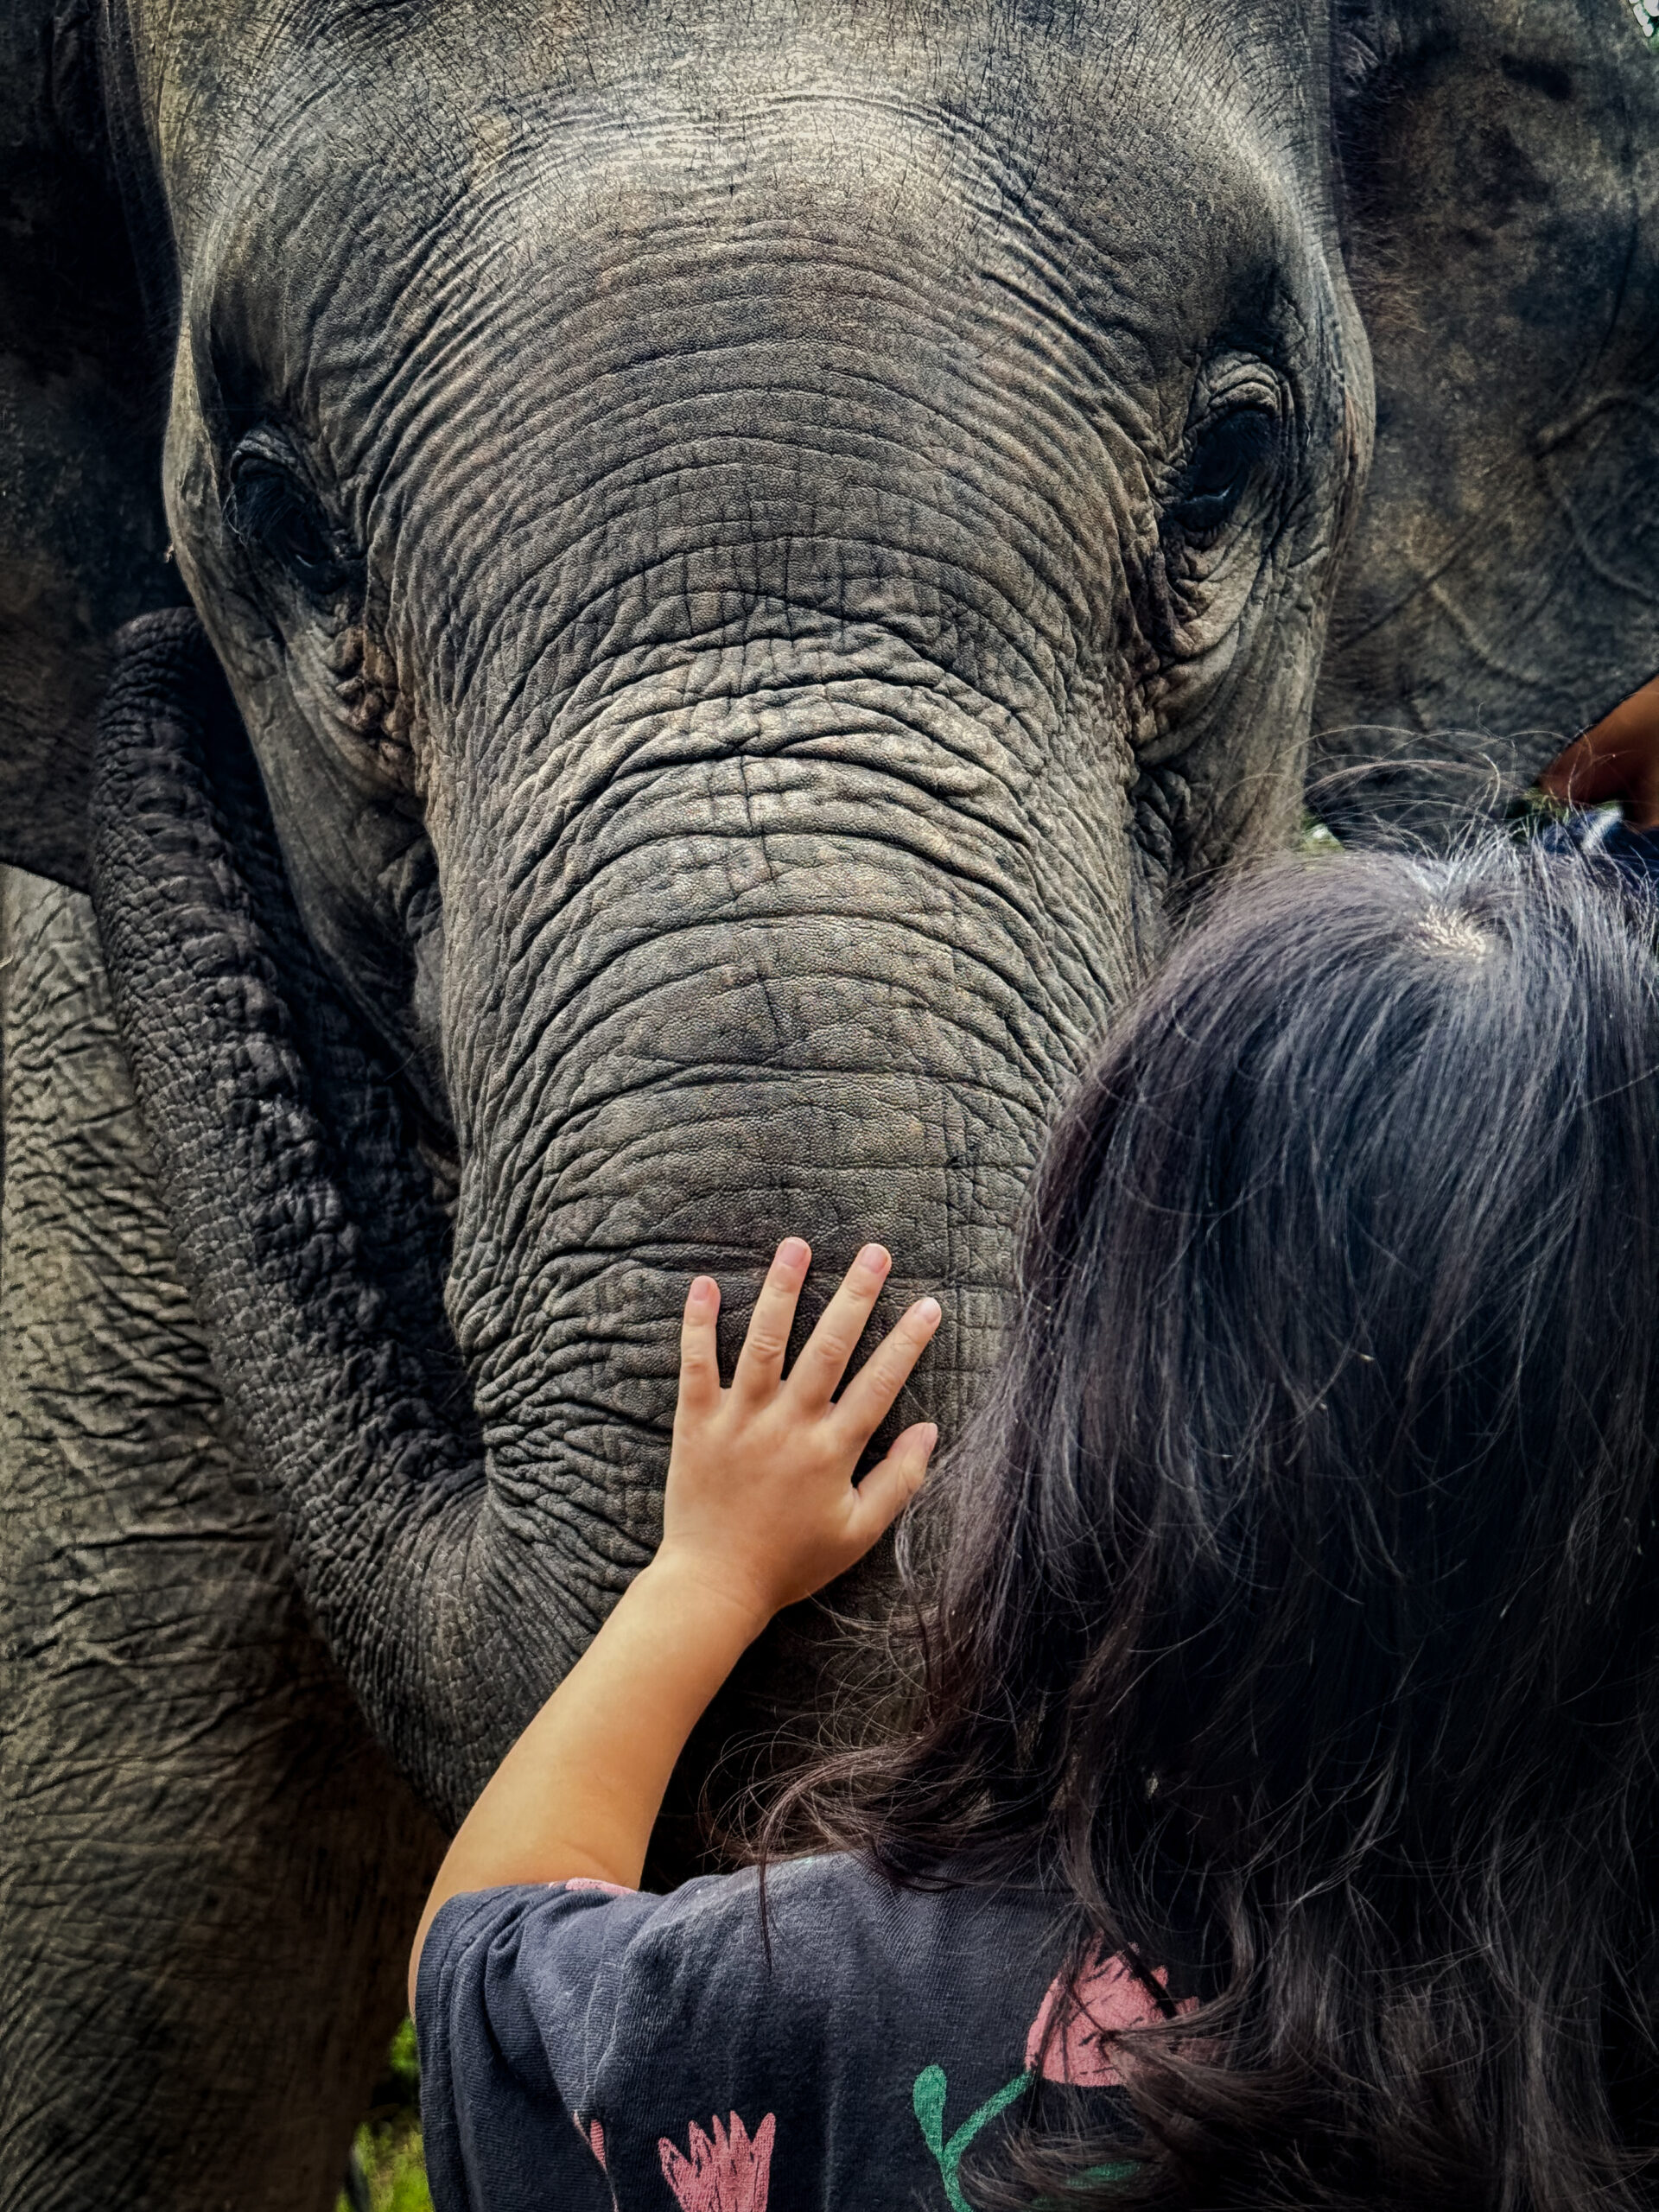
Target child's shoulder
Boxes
[426,1848,1060,2056]
[626,1847,909,1943]
[468,1848,1044,1980]
[583,1849,1058,1969]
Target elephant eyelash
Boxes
[226,435,361,605]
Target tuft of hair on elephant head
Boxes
[3,0,1658,1834]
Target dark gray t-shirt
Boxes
[417,1852,1191,2209]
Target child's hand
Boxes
[409,1238,940,1987]
[661,1237,942,1629]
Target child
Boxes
[413,837,1659,2211]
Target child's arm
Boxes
[408,1236,941,2012]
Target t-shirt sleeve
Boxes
[416,1879,663,2212]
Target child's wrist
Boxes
[636,1545,778,1650]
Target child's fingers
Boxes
[677,1275,722,1414]
[732,1237,811,1402]
[789,1243,892,1408]
[832,1296,943,1442]
[849,1421,938,1546]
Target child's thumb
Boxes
[851,1422,938,1542]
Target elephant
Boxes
[3,1,1658,2206]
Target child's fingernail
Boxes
[777,1236,810,1269]
[915,1297,942,1329]
[918,1422,939,1455]
[689,1275,718,1307]
[858,1243,890,1274]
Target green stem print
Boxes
[912,2065,1032,2212]
[912,2066,1139,2211]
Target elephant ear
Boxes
[0,0,181,891]
[1311,0,1659,836]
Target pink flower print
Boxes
[1025,1951,1199,2088]
[574,2111,621,2212]
[658,2110,776,2212]
[571,2113,607,2170]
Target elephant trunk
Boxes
[440,715,1115,1565]
[435,630,1138,1609]
[92,612,1127,1823]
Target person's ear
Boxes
[1310,0,1659,837]
[0,3,181,891]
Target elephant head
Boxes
[4,0,1656,1829]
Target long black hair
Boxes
[769,839,1659,2209]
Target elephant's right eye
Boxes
[1166,404,1282,549]
[226,435,359,604]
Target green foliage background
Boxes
[336,2018,431,2212]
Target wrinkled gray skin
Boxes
[3,1,1659,2206]
[0,865,443,2208]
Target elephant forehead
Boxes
[137,0,1322,207]
[157,0,1332,407]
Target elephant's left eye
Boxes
[226,435,359,603]
[1166,404,1282,549]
